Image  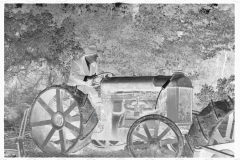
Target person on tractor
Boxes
[68,44,103,129]
[68,44,99,93]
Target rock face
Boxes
[184,99,233,157]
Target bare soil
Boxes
[4,129,130,158]
[4,126,191,158]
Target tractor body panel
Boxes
[96,72,193,142]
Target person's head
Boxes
[84,45,99,64]
[72,48,84,61]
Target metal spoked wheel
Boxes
[208,109,235,145]
[185,99,234,157]
[127,114,184,158]
[30,86,84,154]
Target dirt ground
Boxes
[4,129,131,158]
[4,127,191,158]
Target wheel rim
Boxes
[208,109,235,145]
[127,114,184,157]
[30,87,83,154]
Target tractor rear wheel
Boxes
[208,109,234,145]
[29,85,89,154]
[184,99,234,157]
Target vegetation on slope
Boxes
[4,3,234,128]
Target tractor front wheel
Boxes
[126,114,184,158]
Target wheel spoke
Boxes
[154,120,160,137]
[132,131,148,142]
[167,144,176,152]
[94,140,102,146]
[41,128,56,150]
[56,89,63,112]
[105,140,110,149]
[161,138,178,145]
[38,98,54,116]
[225,113,234,139]
[65,115,80,123]
[142,122,152,139]
[59,129,66,152]
[63,101,78,117]
[212,130,226,143]
[157,127,171,141]
[31,120,52,127]
[69,115,80,122]
[65,122,80,137]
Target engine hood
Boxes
[101,73,192,94]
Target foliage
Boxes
[195,75,235,109]
[135,4,234,60]
[4,3,235,127]
[216,74,235,100]
[5,3,234,77]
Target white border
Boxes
[1,1,239,159]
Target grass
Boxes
[4,128,130,158]
[4,123,193,158]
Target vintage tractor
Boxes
[8,71,234,157]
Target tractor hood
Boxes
[97,72,193,142]
[101,72,192,94]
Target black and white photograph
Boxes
[3,2,236,158]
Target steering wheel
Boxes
[95,72,114,80]
[91,72,115,86]
[97,72,115,78]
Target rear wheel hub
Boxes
[149,138,160,151]
[52,112,64,129]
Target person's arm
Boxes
[72,72,86,81]
[70,61,85,81]
[71,61,96,82]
